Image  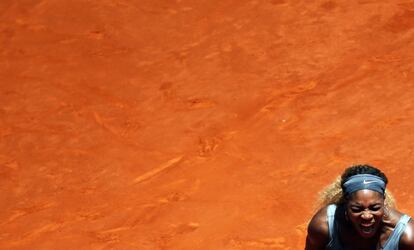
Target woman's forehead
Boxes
[348,189,385,204]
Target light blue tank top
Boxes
[326,204,411,250]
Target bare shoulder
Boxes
[305,206,330,250]
[399,214,414,250]
[308,206,330,235]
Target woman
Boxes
[305,164,414,250]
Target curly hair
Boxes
[340,164,388,187]
[316,164,395,209]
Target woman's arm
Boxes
[305,207,330,250]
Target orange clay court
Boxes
[0,1,414,249]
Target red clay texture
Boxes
[1,0,414,249]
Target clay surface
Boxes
[1,0,414,249]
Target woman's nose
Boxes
[361,211,373,220]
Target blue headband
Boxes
[343,174,386,196]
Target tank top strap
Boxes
[326,204,337,241]
[382,214,411,250]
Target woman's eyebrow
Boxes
[349,202,382,207]
[369,203,382,206]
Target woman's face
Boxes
[346,189,385,238]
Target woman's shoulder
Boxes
[396,210,414,250]
[389,209,414,250]
[306,205,331,247]
[309,205,329,224]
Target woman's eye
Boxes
[370,207,381,211]
[351,208,362,213]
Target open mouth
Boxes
[359,224,375,236]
